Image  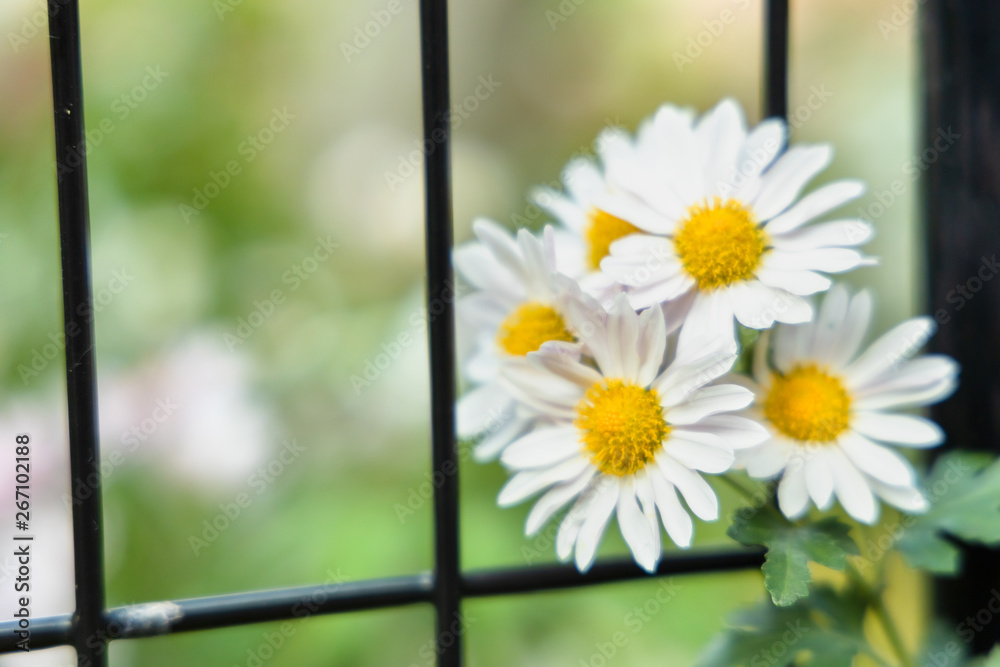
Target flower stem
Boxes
[719,474,760,504]
[846,563,915,667]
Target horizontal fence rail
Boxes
[0,550,765,653]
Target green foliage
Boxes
[896,452,1000,575]
[728,505,859,606]
[697,585,868,667]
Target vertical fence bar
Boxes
[922,0,1000,654]
[418,0,461,665]
[764,0,789,120]
[46,1,108,665]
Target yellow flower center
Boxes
[763,365,852,443]
[575,380,669,477]
[585,208,641,270]
[673,198,767,290]
[496,302,574,356]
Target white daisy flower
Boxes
[454,219,587,461]
[497,294,769,572]
[736,285,959,524]
[595,98,875,355]
[529,130,638,304]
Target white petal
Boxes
[472,413,529,462]
[696,98,747,193]
[594,192,678,235]
[525,468,597,536]
[529,343,603,389]
[763,247,869,273]
[653,348,738,408]
[532,186,588,233]
[777,465,810,519]
[624,272,696,310]
[844,317,936,390]
[828,448,879,524]
[869,479,929,514]
[667,384,755,425]
[454,243,523,299]
[773,321,811,373]
[498,457,591,507]
[649,468,694,547]
[561,157,605,202]
[807,283,850,363]
[763,180,866,235]
[633,469,662,558]
[827,288,872,369]
[556,481,603,561]
[728,119,786,201]
[838,432,915,487]
[769,291,813,325]
[804,450,834,509]
[650,104,704,203]
[472,218,530,283]
[676,291,737,361]
[728,281,798,330]
[752,145,833,221]
[852,355,959,410]
[617,479,660,572]
[755,268,832,296]
[681,414,770,450]
[501,426,583,469]
[574,477,620,572]
[742,440,791,478]
[457,382,511,438]
[604,293,641,380]
[851,412,945,448]
[517,227,553,298]
[636,305,668,387]
[771,219,874,250]
[655,455,719,520]
[457,291,508,331]
[501,361,584,419]
[663,433,735,474]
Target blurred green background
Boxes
[0,0,921,664]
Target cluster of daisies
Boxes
[454,99,959,573]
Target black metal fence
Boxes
[0,0,995,664]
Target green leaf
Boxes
[896,452,1000,575]
[697,586,867,667]
[728,506,859,606]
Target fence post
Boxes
[922,0,1000,653]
